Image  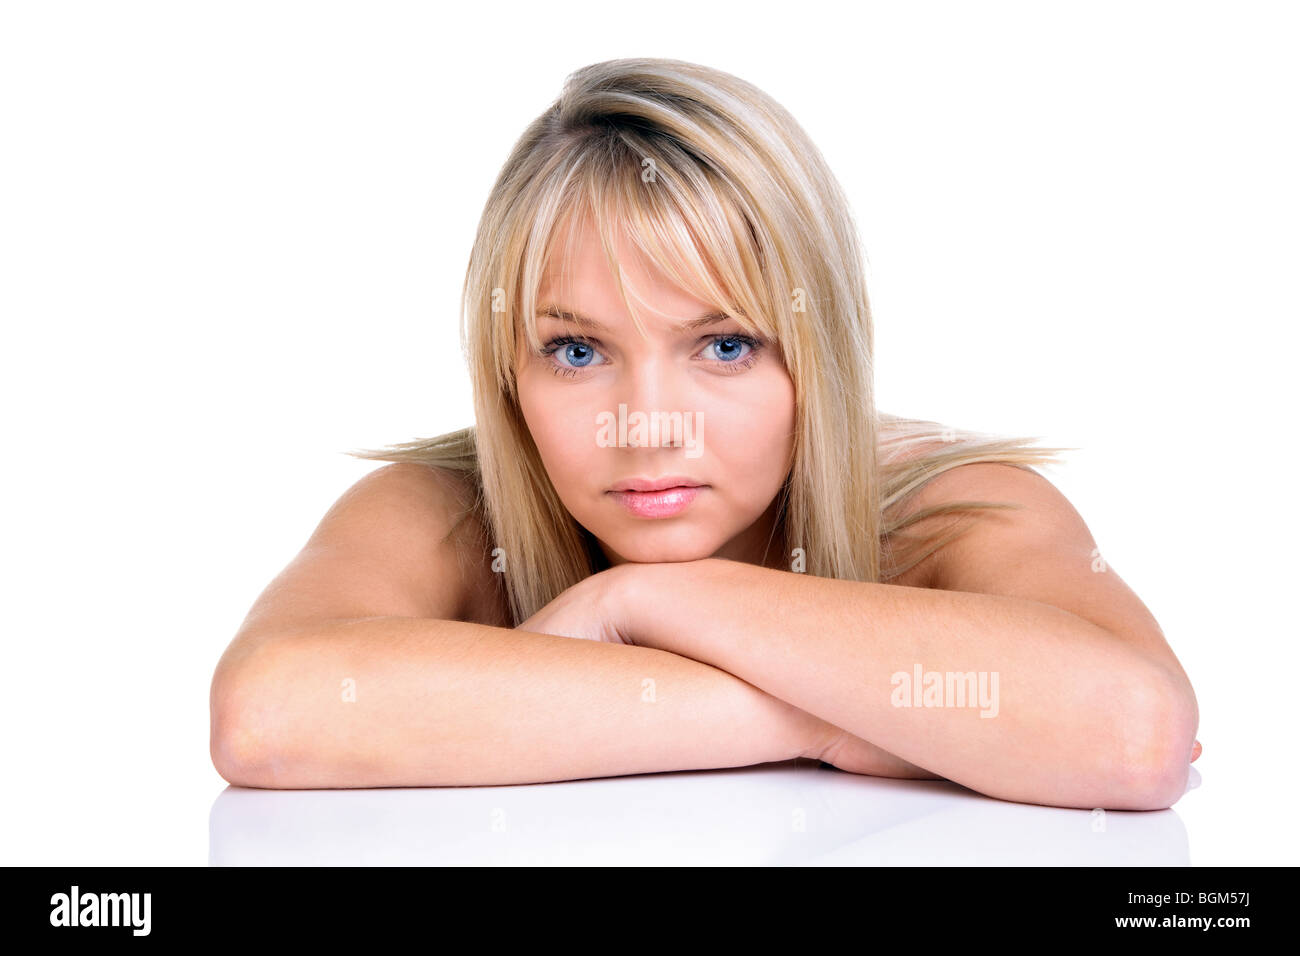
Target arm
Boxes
[210,614,830,789]
[615,465,1200,812]
[621,557,1194,811]
[210,463,830,789]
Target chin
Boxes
[601,534,718,566]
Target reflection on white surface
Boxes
[209,759,1193,866]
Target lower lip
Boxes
[608,485,704,518]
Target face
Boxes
[515,214,797,569]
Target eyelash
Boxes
[537,333,765,379]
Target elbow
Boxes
[210,718,277,789]
[209,644,293,789]
[1102,666,1199,811]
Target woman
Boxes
[210,57,1200,809]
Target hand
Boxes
[513,564,638,645]
[807,724,945,779]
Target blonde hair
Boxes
[346,58,1078,625]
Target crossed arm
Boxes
[215,462,1198,806]
[585,465,1199,811]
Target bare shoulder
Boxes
[325,461,480,534]
[884,454,1091,593]
[878,431,1062,591]
[897,460,1086,585]
[877,452,1186,677]
[231,462,503,646]
[304,461,483,562]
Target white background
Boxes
[2,0,1295,865]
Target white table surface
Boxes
[208,758,1200,866]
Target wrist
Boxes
[797,713,841,763]
[602,559,663,647]
[602,558,698,650]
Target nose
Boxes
[619,351,695,450]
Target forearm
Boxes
[625,559,1195,810]
[210,615,822,788]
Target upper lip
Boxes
[609,476,706,493]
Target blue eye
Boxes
[538,336,608,377]
[707,336,754,362]
[537,332,765,378]
[558,341,598,367]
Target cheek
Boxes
[517,371,600,485]
[701,368,795,499]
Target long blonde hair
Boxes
[346,58,1078,625]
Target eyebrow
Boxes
[536,304,736,333]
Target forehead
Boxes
[536,212,727,330]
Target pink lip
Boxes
[609,475,703,493]
[608,485,703,518]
